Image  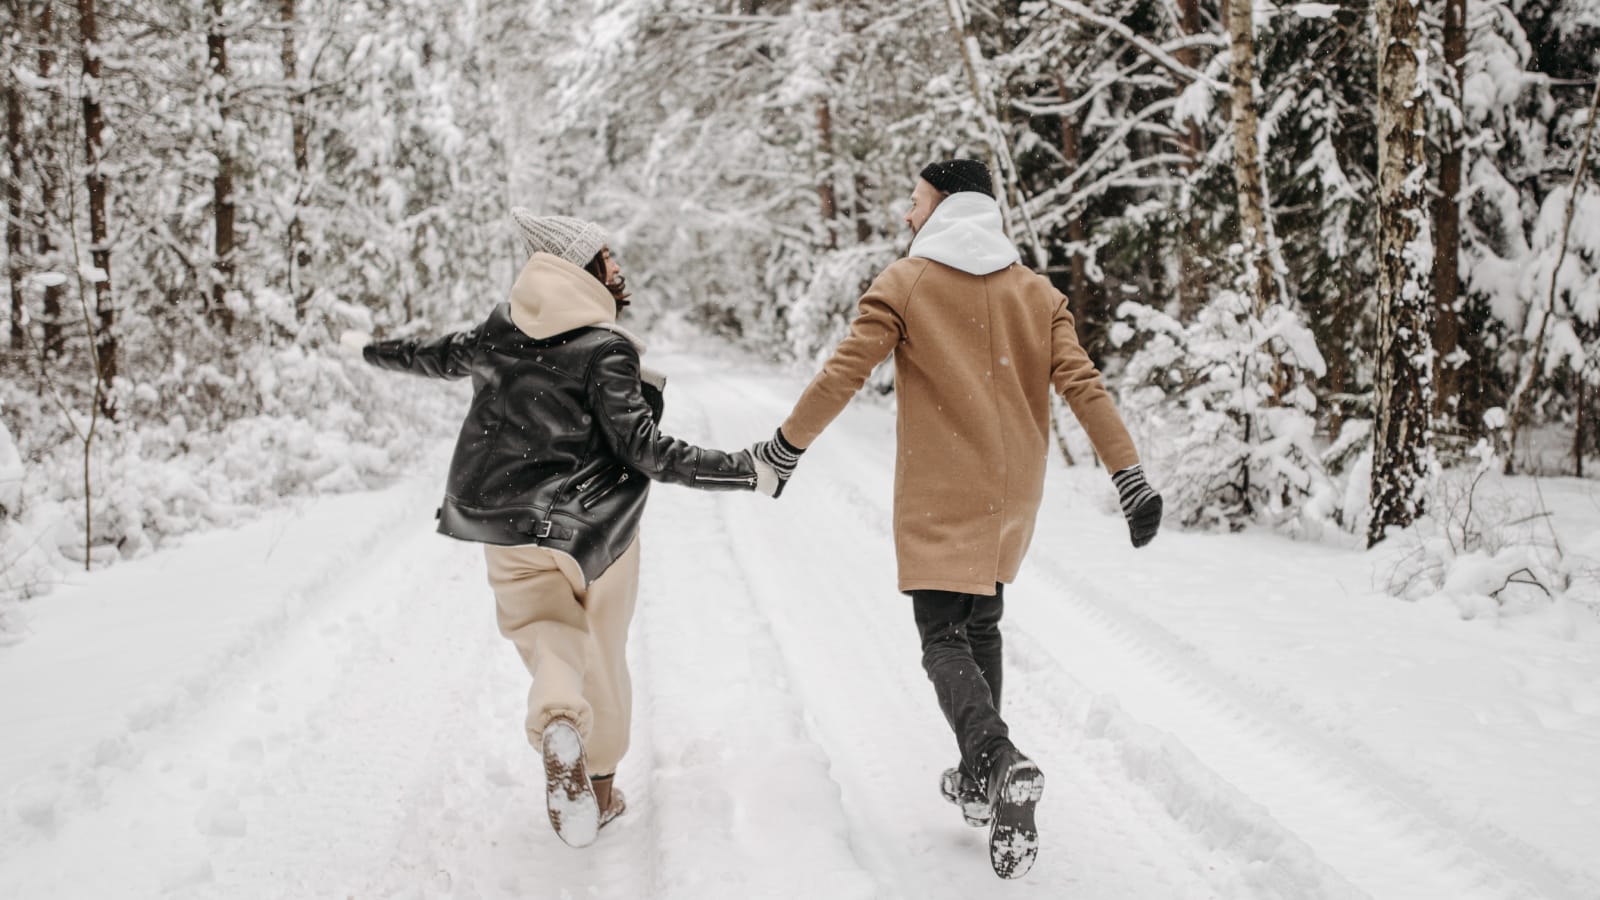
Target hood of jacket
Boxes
[510,252,616,337]
[508,251,649,354]
[907,191,1021,276]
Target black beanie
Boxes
[919,159,994,198]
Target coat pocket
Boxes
[579,469,631,509]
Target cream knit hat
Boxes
[510,207,609,268]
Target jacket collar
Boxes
[907,192,1021,276]
[593,322,648,355]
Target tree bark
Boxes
[1225,0,1275,319]
[1055,73,1092,351]
[1175,0,1206,318]
[816,97,837,249]
[36,0,62,358]
[1431,0,1465,423]
[1368,0,1435,546]
[282,0,312,319]
[208,0,235,333]
[78,0,116,415]
[6,0,25,351]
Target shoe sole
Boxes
[543,720,599,848]
[940,770,993,827]
[989,761,1044,879]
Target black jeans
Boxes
[911,585,1010,779]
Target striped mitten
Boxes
[1112,464,1163,548]
[750,428,805,498]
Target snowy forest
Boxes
[2,0,1599,605]
[5,2,1600,897]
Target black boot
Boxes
[984,745,1044,879]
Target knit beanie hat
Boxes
[510,207,609,268]
[918,159,994,198]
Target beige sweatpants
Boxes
[483,537,640,777]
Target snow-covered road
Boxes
[3,346,1597,899]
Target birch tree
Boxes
[1368,0,1435,545]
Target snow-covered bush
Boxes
[0,418,61,644]
[1307,418,1374,538]
[0,342,462,626]
[1112,289,1334,535]
[1386,445,1599,623]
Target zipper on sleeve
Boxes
[697,473,757,488]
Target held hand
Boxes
[751,454,782,497]
[1112,464,1163,548]
[749,428,804,498]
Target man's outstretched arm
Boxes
[779,260,918,448]
[756,261,918,497]
[1049,295,1162,547]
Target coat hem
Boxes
[897,577,1005,597]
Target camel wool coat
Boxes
[780,195,1139,596]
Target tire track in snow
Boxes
[0,511,666,897]
[632,396,878,899]
[0,466,448,859]
[675,349,1583,900]
[1017,533,1595,900]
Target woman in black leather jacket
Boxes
[360,209,775,848]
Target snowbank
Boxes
[0,346,463,644]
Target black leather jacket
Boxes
[364,303,756,581]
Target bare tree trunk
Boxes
[1049,70,1100,353]
[1054,73,1093,351]
[282,0,312,320]
[1368,0,1435,547]
[852,172,872,244]
[208,0,235,334]
[78,0,116,416]
[1175,0,1206,318]
[816,97,838,249]
[1431,0,1465,423]
[1576,372,1586,478]
[5,0,24,351]
[1225,0,1275,319]
[36,0,62,358]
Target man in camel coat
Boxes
[750,158,1163,880]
